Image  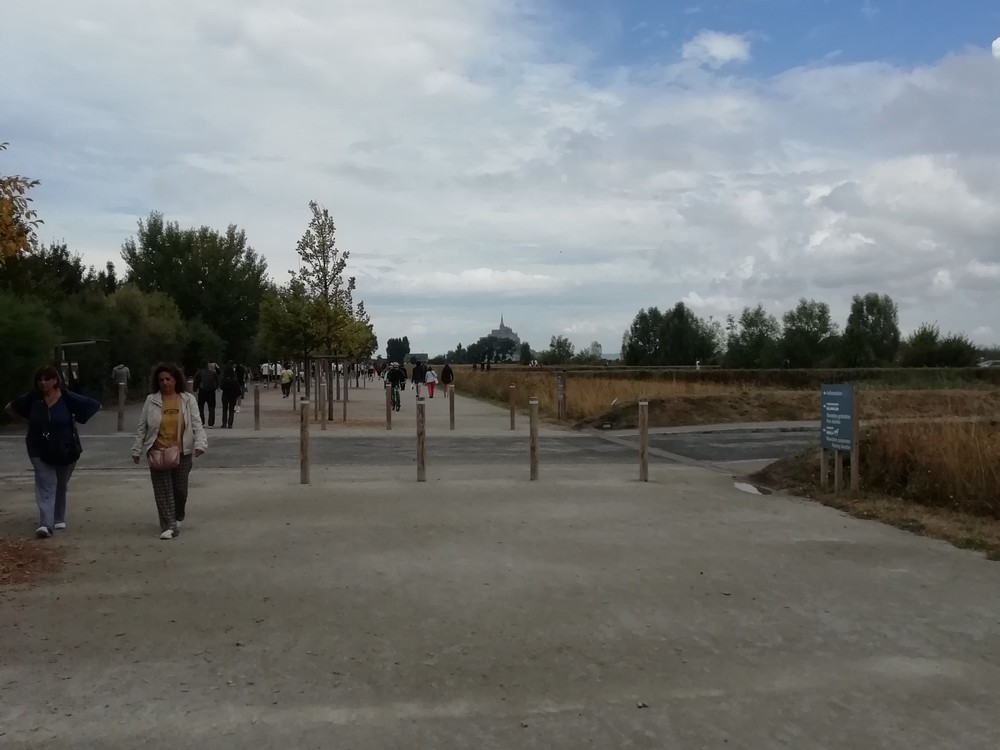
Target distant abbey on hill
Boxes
[488,315,521,348]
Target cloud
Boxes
[1,3,999,356]
[681,30,751,68]
[993,37,1000,60]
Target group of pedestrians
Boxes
[193,360,248,429]
[6,361,207,542]
[379,361,454,410]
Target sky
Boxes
[2,0,1000,357]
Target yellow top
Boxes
[280,369,293,384]
[155,395,182,449]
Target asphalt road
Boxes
[0,427,815,474]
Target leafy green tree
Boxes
[574,341,603,364]
[621,307,664,365]
[257,280,320,364]
[901,324,977,367]
[541,335,575,365]
[386,336,410,363]
[0,142,41,262]
[519,341,532,364]
[0,291,58,399]
[121,212,268,360]
[725,304,782,368]
[780,298,838,368]
[840,292,901,366]
[0,242,113,304]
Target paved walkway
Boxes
[2,381,1000,748]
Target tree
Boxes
[781,298,838,368]
[900,324,978,367]
[0,143,41,262]
[386,336,410,363]
[291,201,363,356]
[0,242,110,304]
[541,335,575,365]
[519,341,533,364]
[0,291,58,399]
[121,212,268,360]
[840,292,901,366]
[725,304,782,368]
[574,341,603,364]
[621,303,718,366]
[621,307,664,366]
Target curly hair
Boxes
[150,362,188,394]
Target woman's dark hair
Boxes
[33,363,64,391]
[150,362,188,394]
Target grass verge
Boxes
[750,421,1000,560]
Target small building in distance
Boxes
[489,314,521,349]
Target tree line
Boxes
[621,294,990,368]
[1,143,374,402]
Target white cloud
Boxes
[681,30,751,68]
[1,3,1000,355]
[993,37,1000,60]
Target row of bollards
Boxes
[224,383,653,487]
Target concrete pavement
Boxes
[2,380,1000,748]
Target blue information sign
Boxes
[820,384,855,451]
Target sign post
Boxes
[820,384,858,496]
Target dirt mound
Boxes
[1,538,66,588]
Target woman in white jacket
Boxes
[131,363,208,539]
[424,366,439,398]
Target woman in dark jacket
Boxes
[4,364,102,538]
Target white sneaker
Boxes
[159,529,176,540]
[36,526,52,539]
[235,406,241,413]
[54,522,67,530]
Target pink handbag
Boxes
[147,397,184,470]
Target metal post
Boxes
[638,400,649,482]
[850,402,861,497]
[529,397,539,481]
[385,382,392,430]
[416,396,426,482]
[116,383,126,432]
[299,398,310,485]
[509,384,516,430]
[253,385,261,431]
[448,384,455,431]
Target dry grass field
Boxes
[453,367,1000,427]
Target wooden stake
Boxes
[253,385,260,431]
[320,378,327,431]
[448,384,455,431]
[299,398,310,485]
[509,385,516,430]
[820,448,829,491]
[529,397,539,481]
[416,396,426,482]
[850,402,861,498]
[343,368,348,422]
[385,382,392,430]
[638,400,649,482]
[117,383,126,432]
[834,450,843,494]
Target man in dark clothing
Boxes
[193,362,219,428]
[220,361,242,428]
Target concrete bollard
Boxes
[385,382,392,430]
[254,385,261,431]
[299,397,310,485]
[448,384,455,431]
[638,400,649,482]
[529,397,539,481]
[117,383,126,432]
[416,396,426,482]
[509,385,516,430]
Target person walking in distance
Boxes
[280,363,293,398]
[234,362,248,414]
[424,365,438,398]
[193,361,219,428]
[111,362,131,391]
[220,361,242,428]
[441,362,454,392]
[131,363,207,539]
[5,364,102,539]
